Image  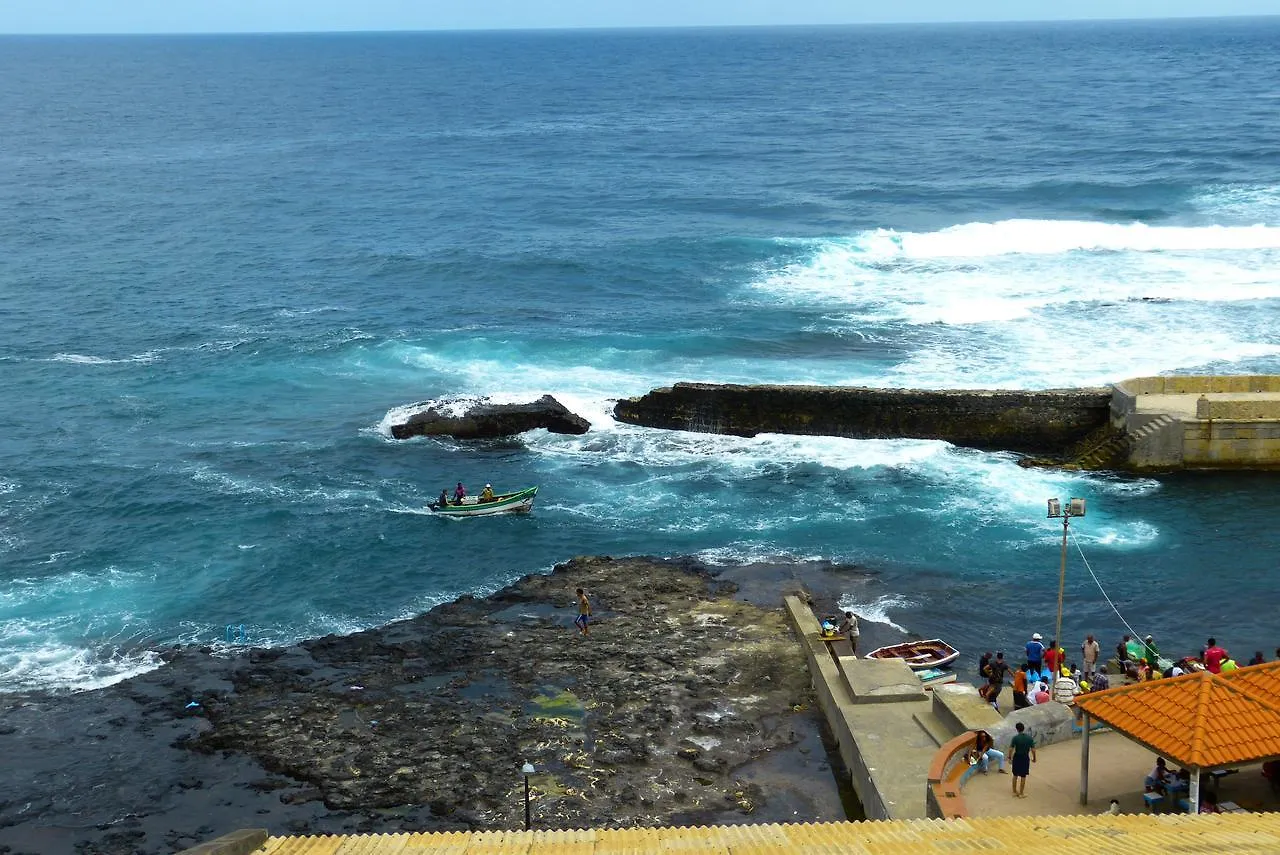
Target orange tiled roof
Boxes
[1075,663,1280,769]
[1220,659,1280,697]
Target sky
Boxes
[0,0,1276,34]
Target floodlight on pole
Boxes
[522,762,535,831]
[1047,498,1086,656]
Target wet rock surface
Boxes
[614,383,1112,454]
[390,395,591,439]
[0,557,857,854]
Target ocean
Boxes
[2,18,1280,693]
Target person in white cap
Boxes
[480,483,495,502]
[1025,632,1046,675]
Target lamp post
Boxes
[522,762,535,831]
[1046,498,1086,655]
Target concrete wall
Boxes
[1197,398,1280,419]
[985,703,1077,755]
[615,383,1112,454]
[926,732,977,819]
[1116,375,1280,396]
[931,684,1002,735]
[783,597,889,820]
[1181,419,1280,468]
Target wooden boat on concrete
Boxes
[429,486,537,517]
[864,638,960,670]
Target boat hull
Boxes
[864,638,961,670]
[430,487,538,517]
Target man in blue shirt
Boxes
[1025,632,1045,675]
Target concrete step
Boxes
[911,710,955,748]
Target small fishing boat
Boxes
[916,667,959,689]
[864,638,960,670]
[429,486,538,517]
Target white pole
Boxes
[1080,712,1090,805]
[1189,768,1201,814]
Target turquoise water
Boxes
[3,19,1280,690]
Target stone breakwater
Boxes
[0,557,853,855]
[614,383,1112,455]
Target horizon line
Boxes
[2,12,1277,38]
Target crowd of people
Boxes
[974,631,1280,713]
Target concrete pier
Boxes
[784,596,1001,820]
[1112,375,1280,470]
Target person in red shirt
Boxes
[1045,641,1061,675]
[1203,637,1228,674]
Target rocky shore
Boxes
[0,556,870,854]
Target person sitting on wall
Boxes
[969,730,1006,774]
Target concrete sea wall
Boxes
[614,383,1112,454]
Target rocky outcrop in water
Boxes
[390,395,591,439]
[0,557,854,854]
[614,383,1112,454]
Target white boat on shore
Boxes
[429,486,538,517]
[864,638,961,670]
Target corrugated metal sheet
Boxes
[258,814,1280,853]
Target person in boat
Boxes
[453,481,467,505]
[437,489,450,509]
[480,484,495,502]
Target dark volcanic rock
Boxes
[0,557,847,854]
[390,395,590,440]
[614,382,1112,455]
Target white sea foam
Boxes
[0,615,165,692]
[48,351,162,365]
[186,466,380,506]
[694,546,827,566]
[851,219,1280,260]
[837,592,914,633]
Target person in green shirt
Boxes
[1143,635,1160,670]
[1010,722,1037,798]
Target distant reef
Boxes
[614,382,1112,455]
[390,394,590,439]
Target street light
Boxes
[522,762,535,831]
[1047,498,1086,656]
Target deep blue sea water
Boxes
[3,19,1280,691]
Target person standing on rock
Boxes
[574,588,592,636]
[1010,722,1037,798]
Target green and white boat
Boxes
[429,486,538,517]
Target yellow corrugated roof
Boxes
[1075,664,1280,769]
[259,814,1280,854]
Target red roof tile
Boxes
[1075,667,1280,769]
